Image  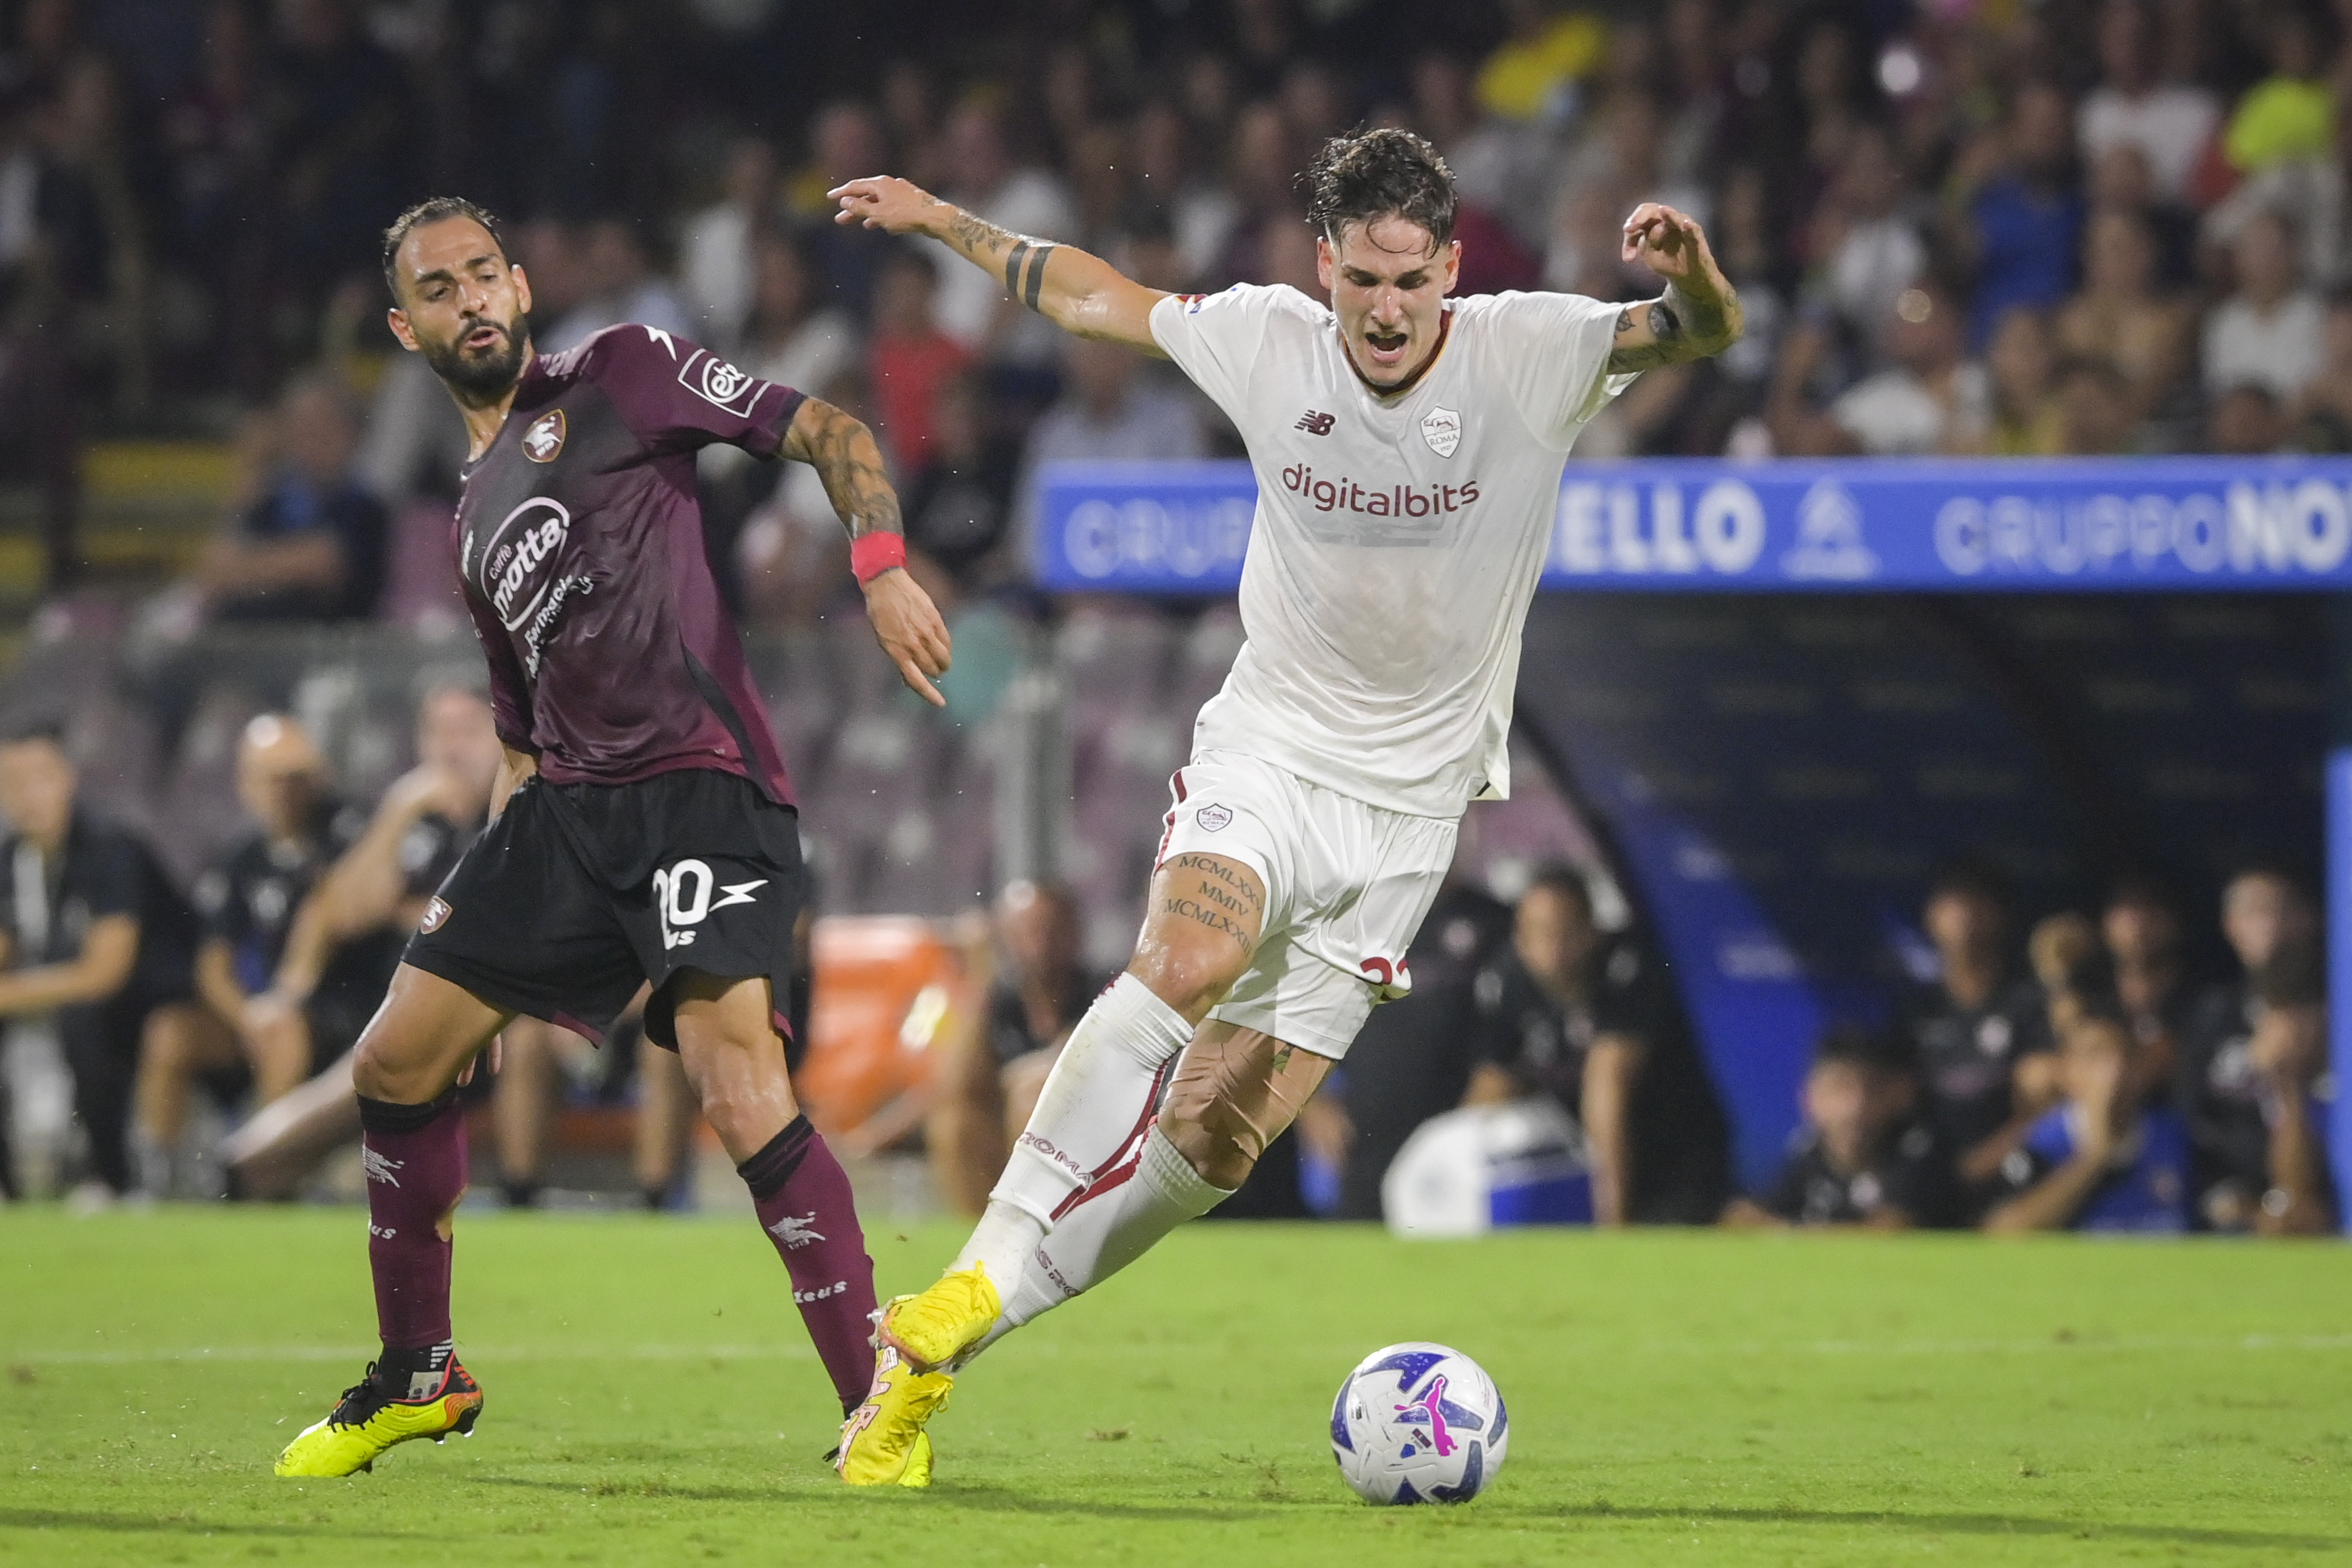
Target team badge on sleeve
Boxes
[1420,407,1461,458]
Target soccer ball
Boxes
[1329,1342,1509,1505]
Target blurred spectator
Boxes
[1013,338,1207,571]
[1822,283,1990,455]
[221,684,493,1201]
[2087,140,2196,286]
[699,225,862,595]
[2221,5,2335,177]
[795,100,894,322]
[2056,206,2195,424]
[926,881,1102,1216]
[681,136,776,348]
[2176,868,2334,1233]
[2202,208,2324,400]
[540,216,692,354]
[140,715,363,1194]
[263,0,409,314]
[1957,81,2085,351]
[2056,355,2142,454]
[2078,0,2222,207]
[494,993,695,1213]
[0,720,206,1206]
[195,372,387,623]
[1406,54,1547,260]
[1986,307,2066,455]
[1474,0,1608,126]
[867,246,970,472]
[1818,124,1926,351]
[2103,877,2192,1097]
[901,371,1021,595]
[2290,286,2352,447]
[2206,382,2286,452]
[1883,863,2055,1216]
[1983,921,2191,1233]
[1131,98,1241,290]
[1463,865,1730,1226]
[1722,1025,1958,1230]
[926,98,1076,354]
[1333,875,1513,1221]
[738,227,858,401]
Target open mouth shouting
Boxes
[1361,323,1411,370]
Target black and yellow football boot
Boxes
[274,1358,483,1477]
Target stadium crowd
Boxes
[931,858,2330,1236]
[0,647,2324,1240]
[0,0,2350,599]
[0,1,2333,1233]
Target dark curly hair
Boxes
[381,196,509,300]
[1302,127,1457,251]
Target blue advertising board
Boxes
[1035,457,2352,593]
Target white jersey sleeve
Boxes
[1149,285,1305,421]
[1480,290,1636,449]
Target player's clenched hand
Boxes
[829,177,942,238]
[1619,202,1718,286]
[863,567,953,707]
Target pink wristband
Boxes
[851,531,907,584]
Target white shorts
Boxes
[1152,750,1458,1060]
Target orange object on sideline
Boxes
[794,915,974,1151]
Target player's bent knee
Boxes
[1130,944,1248,1021]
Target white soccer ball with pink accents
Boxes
[1329,1341,1509,1505]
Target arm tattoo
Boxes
[1002,241,1056,311]
[785,400,902,543]
[1607,281,1738,373]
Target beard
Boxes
[421,314,529,401]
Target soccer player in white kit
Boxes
[827,128,1743,1484]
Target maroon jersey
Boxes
[453,324,803,803]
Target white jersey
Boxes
[1149,283,1629,818]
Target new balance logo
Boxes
[767,1212,825,1249]
[1296,410,1336,436]
[361,1148,403,1187]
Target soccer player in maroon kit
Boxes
[274,197,953,1483]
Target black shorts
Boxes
[403,767,808,1050]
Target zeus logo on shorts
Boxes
[652,858,767,949]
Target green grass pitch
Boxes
[4,1208,2350,1566]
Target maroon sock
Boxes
[356,1093,468,1354]
[740,1116,877,1413]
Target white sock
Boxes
[992,1127,1231,1340]
[949,973,1193,1291]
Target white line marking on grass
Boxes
[10,1343,813,1366]
[1802,1334,2352,1356]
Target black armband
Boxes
[1003,240,1030,297]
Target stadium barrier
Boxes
[1038,457,2352,1230]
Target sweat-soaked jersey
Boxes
[453,324,804,802]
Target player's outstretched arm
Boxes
[830,176,1169,355]
[1606,203,1744,375]
[782,396,953,707]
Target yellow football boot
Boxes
[834,1345,953,1486]
[274,1360,483,1477]
[878,1264,1002,1371]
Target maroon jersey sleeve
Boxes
[567,324,806,459]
